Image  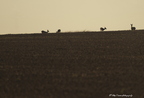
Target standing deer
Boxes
[131,24,136,30]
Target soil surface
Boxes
[0,31,144,98]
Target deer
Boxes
[56,29,61,33]
[41,30,49,34]
[131,24,136,30]
[100,27,107,31]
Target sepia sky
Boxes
[0,0,144,34]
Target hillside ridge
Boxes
[1,29,144,36]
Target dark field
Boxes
[0,30,144,98]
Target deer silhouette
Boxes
[41,30,49,34]
[100,27,107,31]
[56,29,61,33]
[131,24,136,30]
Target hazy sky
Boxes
[0,0,144,34]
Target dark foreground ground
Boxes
[0,30,144,98]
